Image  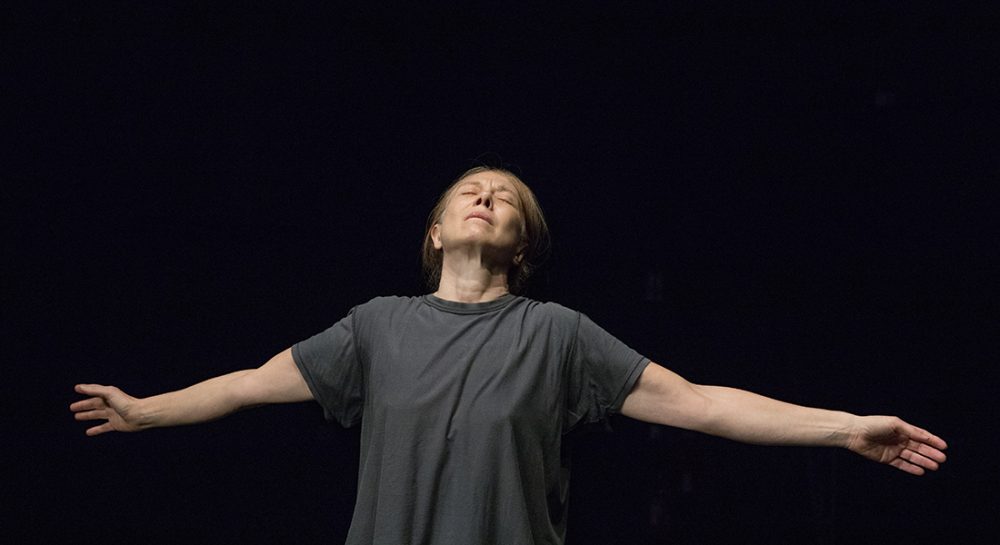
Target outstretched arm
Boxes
[71,348,312,435]
[620,362,947,475]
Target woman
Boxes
[72,166,947,545]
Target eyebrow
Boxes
[459,180,516,194]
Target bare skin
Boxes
[71,348,310,434]
[430,171,525,303]
[620,362,947,475]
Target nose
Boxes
[475,192,493,209]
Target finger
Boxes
[75,384,113,397]
[70,398,107,412]
[896,420,948,450]
[74,409,108,422]
[889,458,926,476]
[899,449,940,472]
[907,439,948,463]
[86,422,115,436]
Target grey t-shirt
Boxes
[292,294,649,545]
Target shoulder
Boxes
[357,295,421,310]
[512,297,581,330]
[353,295,424,320]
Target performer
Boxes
[71,166,947,545]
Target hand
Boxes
[71,384,145,436]
[846,415,948,475]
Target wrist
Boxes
[130,396,159,430]
[836,412,863,449]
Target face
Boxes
[430,172,526,265]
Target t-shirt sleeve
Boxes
[291,308,365,427]
[564,312,650,431]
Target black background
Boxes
[6,4,998,544]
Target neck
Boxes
[434,251,511,303]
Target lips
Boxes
[464,212,493,225]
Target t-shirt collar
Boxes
[422,293,517,314]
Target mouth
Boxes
[464,212,493,225]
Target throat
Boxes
[435,259,511,303]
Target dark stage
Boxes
[6,5,997,544]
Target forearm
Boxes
[133,370,254,429]
[622,363,946,474]
[694,384,857,447]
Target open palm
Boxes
[71,384,144,435]
[846,415,947,475]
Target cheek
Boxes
[511,213,527,239]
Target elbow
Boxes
[682,384,722,434]
[225,373,256,412]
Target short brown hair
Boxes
[421,166,550,294]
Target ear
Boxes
[431,223,443,250]
[512,241,528,266]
